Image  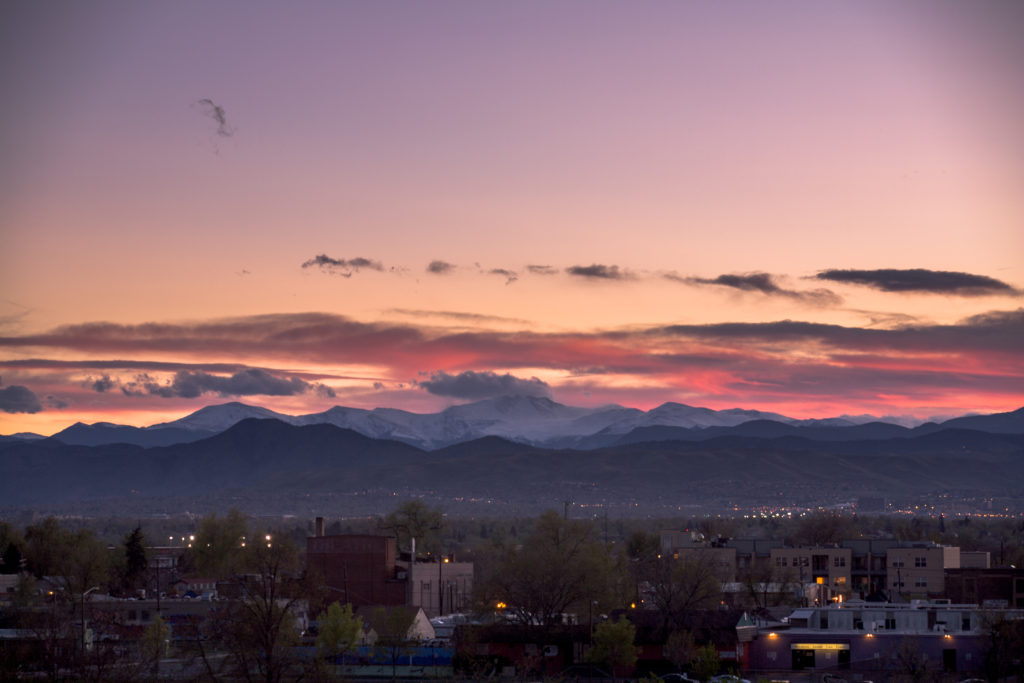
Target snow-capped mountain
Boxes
[147,402,297,432]
[27,397,1023,451]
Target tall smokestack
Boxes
[315,516,325,537]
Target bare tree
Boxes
[647,553,721,631]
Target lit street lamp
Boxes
[81,586,100,654]
[438,555,449,616]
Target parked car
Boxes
[659,674,700,683]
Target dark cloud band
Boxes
[816,268,1019,296]
[566,264,628,280]
[419,370,550,399]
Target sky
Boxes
[1,1,1022,435]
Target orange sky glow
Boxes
[1,1,1022,435]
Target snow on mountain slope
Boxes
[21,395,1002,450]
[148,402,297,432]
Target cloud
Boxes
[86,375,116,393]
[385,309,530,325]
[566,264,629,280]
[43,395,68,409]
[0,383,42,413]
[419,370,551,399]
[816,268,1020,296]
[526,265,558,276]
[692,272,783,294]
[426,260,455,275]
[302,254,384,277]
[683,272,841,305]
[2,310,1021,414]
[196,98,234,137]
[487,268,518,285]
[131,368,334,399]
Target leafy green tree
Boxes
[24,519,110,597]
[191,509,249,579]
[691,643,721,681]
[316,602,363,673]
[23,517,66,578]
[140,613,170,677]
[370,605,417,682]
[587,616,638,682]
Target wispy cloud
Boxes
[419,370,550,399]
[302,254,385,277]
[676,272,841,306]
[385,309,530,325]
[816,268,1020,296]
[487,268,518,285]
[526,265,558,276]
[426,260,456,275]
[566,264,630,280]
[196,98,234,137]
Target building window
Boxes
[914,577,927,588]
[962,616,971,631]
[776,557,787,568]
[891,558,904,568]
[422,581,431,593]
[833,556,846,567]
[885,617,896,630]
[915,556,927,568]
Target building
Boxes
[746,600,1024,679]
[660,531,964,602]
[887,544,960,598]
[769,547,852,593]
[946,567,1024,608]
[306,533,408,609]
[305,518,473,617]
[405,557,474,618]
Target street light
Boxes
[81,586,100,654]
[438,555,450,617]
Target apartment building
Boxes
[887,544,960,598]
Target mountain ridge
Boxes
[15,398,1024,451]
[2,417,1022,510]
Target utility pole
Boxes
[437,556,448,617]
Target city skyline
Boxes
[2,1,1023,435]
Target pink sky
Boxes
[1,1,1022,435]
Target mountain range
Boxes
[8,396,1023,451]
[1,398,1022,512]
